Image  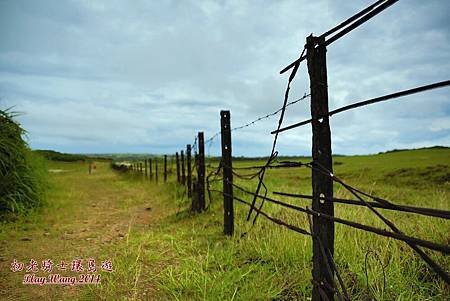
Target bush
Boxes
[0,109,47,214]
[34,149,87,162]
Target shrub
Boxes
[0,109,47,214]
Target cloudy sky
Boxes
[1,0,449,156]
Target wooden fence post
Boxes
[139,162,143,176]
[193,152,198,210]
[155,158,158,183]
[176,152,180,183]
[186,144,192,198]
[144,159,148,179]
[149,158,153,180]
[164,155,167,183]
[197,132,205,212]
[221,110,234,235]
[308,35,334,301]
[181,150,186,185]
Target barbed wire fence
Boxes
[113,1,450,300]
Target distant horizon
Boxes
[33,145,450,158]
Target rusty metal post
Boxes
[164,155,167,183]
[308,35,334,301]
[221,110,234,235]
[176,152,180,183]
[186,145,192,198]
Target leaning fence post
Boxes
[221,110,234,235]
[307,35,334,301]
[197,132,205,212]
[186,144,192,198]
[164,155,167,183]
[176,152,180,183]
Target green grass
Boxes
[0,148,447,300]
[0,109,48,215]
[94,147,449,300]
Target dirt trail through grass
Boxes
[0,161,169,300]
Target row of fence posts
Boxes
[126,104,329,300]
[129,155,170,184]
[168,36,334,301]
[174,132,207,213]
[169,111,233,236]
[124,45,333,299]
[120,7,450,298]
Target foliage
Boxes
[0,109,47,214]
[34,149,88,162]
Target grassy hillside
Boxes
[100,147,450,300]
[0,148,448,300]
[34,150,112,162]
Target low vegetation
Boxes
[0,148,448,300]
[0,109,47,215]
[35,149,112,163]
[96,147,449,300]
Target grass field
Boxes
[0,147,448,300]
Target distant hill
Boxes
[34,150,111,162]
[378,145,449,155]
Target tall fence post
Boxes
[186,144,192,198]
[155,158,158,183]
[307,35,334,301]
[164,155,167,183]
[149,158,153,180]
[197,132,205,212]
[181,150,186,185]
[139,162,143,177]
[221,110,234,236]
[176,152,180,183]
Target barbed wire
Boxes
[247,45,307,224]
[204,92,310,146]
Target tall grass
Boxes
[0,109,47,215]
[96,149,449,300]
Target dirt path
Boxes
[0,161,166,300]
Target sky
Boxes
[0,0,449,156]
